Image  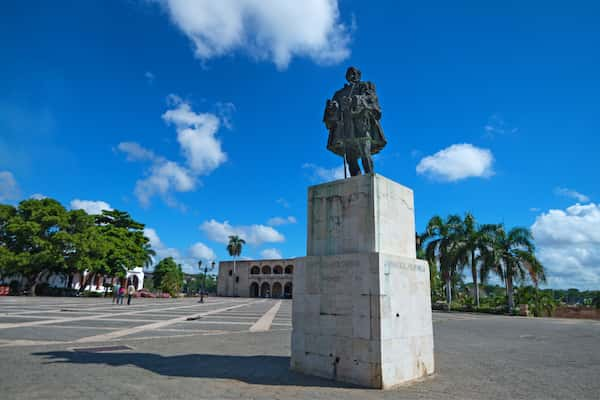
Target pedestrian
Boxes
[118,285,126,304]
[127,280,136,305]
[112,281,121,304]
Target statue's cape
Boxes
[323,81,388,157]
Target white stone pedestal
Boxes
[291,174,434,389]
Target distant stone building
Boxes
[217,258,295,298]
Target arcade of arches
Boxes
[217,258,296,298]
[249,280,293,299]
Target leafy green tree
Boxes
[227,235,245,297]
[153,257,183,296]
[77,209,153,292]
[4,199,70,295]
[516,286,557,316]
[1,198,156,295]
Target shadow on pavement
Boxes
[33,351,359,388]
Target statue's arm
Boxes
[352,82,382,119]
[323,99,339,131]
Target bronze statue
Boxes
[323,66,387,177]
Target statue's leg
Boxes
[346,146,361,176]
[360,140,374,174]
[347,156,361,176]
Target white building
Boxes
[1,268,144,293]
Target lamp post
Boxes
[200,260,216,303]
[198,260,204,303]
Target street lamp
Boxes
[199,260,216,303]
[198,260,204,303]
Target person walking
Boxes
[112,281,121,304]
[118,285,126,305]
[127,280,136,305]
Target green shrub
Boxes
[81,291,104,297]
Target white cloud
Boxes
[483,114,518,138]
[529,207,540,212]
[554,187,590,203]
[267,216,297,226]
[200,219,285,245]
[189,242,217,262]
[216,102,236,130]
[0,171,20,201]
[30,193,47,200]
[410,149,422,158]
[144,227,217,274]
[134,160,196,208]
[162,96,226,175]
[117,96,228,208]
[531,203,600,289]
[70,199,113,215]
[117,142,157,162]
[144,227,182,265]
[276,198,290,208]
[157,0,351,69]
[144,227,162,249]
[260,248,282,259]
[416,144,494,182]
[144,71,155,84]
[303,163,345,182]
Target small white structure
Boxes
[291,174,434,389]
[69,267,145,292]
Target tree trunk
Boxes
[29,270,48,296]
[506,275,514,312]
[79,272,95,293]
[233,257,237,297]
[445,276,452,306]
[471,250,479,307]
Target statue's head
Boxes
[345,66,361,84]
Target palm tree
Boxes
[226,235,246,297]
[452,214,499,307]
[479,225,544,312]
[421,215,463,305]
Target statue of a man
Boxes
[323,66,387,176]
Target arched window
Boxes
[285,265,294,274]
[249,282,259,297]
[250,266,260,275]
[272,282,283,298]
[284,282,293,298]
[260,282,271,298]
[273,265,283,274]
[261,265,271,275]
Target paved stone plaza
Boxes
[0,297,598,399]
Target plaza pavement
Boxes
[0,296,598,399]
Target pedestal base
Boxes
[291,252,434,389]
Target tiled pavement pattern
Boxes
[0,297,291,347]
[0,297,598,399]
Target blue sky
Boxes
[1,1,599,289]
